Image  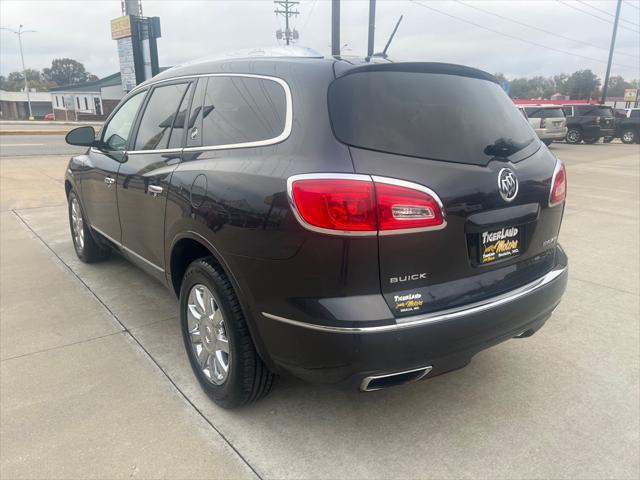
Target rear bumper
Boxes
[535,127,567,140]
[257,246,568,388]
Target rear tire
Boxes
[179,257,275,408]
[621,129,637,144]
[584,137,600,144]
[68,191,110,263]
[565,128,582,144]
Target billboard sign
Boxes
[624,89,638,102]
[111,16,132,40]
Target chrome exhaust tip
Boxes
[360,365,433,392]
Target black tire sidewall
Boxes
[566,129,582,144]
[68,191,88,260]
[621,129,636,144]
[179,261,250,407]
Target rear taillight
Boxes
[549,160,567,206]
[288,174,446,236]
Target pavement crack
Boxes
[11,209,264,480]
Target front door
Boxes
[81,90,146,242]
[117,81,193,274]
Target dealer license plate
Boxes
[480,226,522,264]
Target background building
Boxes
[0,90,52,120]
[50,73,125,121]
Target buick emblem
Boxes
[498,168,518,202]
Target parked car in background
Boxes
[562,104,615,144]
[523,105,567,146]
[615,108,640,144]
[63,55,568,407]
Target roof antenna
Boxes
[375,14,403,59]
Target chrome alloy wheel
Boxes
[566,130,580,143]
[187,284,230,385]
[70,197,85,250]
[622,131,635,143]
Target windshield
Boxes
[328,71,536,165]
[525,107,565,118]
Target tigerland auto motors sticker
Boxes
[481,227,520,264]
[393,292,424,313]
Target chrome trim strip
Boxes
[261,265,567,334]
[360,366,433,392]
[91,225,165,273]
[286,173,378,237]
[372,176,448,235]
[127,148,183,155]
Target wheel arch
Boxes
[168,232,276,370]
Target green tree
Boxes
[553,74,569,95]
[606,75,631,97]
[566,70,601,100]
[509,78,531,99]
[42,58,94,86]
[2,69,55,91]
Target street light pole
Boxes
[1,25,37,120]
[601,0,622,104]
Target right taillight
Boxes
[549,160,567,206]
[288,174,446,236]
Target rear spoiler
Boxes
[334,61,499,84]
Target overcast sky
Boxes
[1,0,639,81]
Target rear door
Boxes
[328,65,564,316]
[81,90,146,241]
[117,80,193,275]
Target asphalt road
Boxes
[0,134,86,157]
[1,142,638,479]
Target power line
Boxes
[624,1,640,12]
[454,0,638,59]
[300,0,318,33]
[575,0,639,27]
[557,0,640,33]
[409,0,638,71]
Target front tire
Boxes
[621,129,637,144]
[68,191,110,263]
[179,257,274,408]
[565,128,583,144]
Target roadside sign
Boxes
[111,16,132,40]
[624,89,638,102]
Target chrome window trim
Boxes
[91,225,165,273]
[286,173,378,237]
[286,173,447,237]
[261,265,567,334]
[128,73,292,153]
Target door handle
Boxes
[104,177,116,186]
[148,185,164,196]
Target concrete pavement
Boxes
[0,141,638,479]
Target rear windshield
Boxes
[328,72,536,165]
[524,107,565,118]
[575,105,613,117]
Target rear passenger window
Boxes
[134,83,189,151]
[198,76,287,147]
[562,107,573,116]
[167,83,193,149]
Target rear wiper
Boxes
[483,137,531,158]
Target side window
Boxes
[167,83,193,149]
[134,83,189,151]
[562,107,573,117]
[186,78,208,148]
[631,110,640,119]
[200,76,287,147]
[101,91,146,151]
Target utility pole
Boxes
[331,0,340,56]
[601,0,622,104]
[367,0,376,60]
[0,25,36,120]
[122,0,143,16]
[274,1,299,46]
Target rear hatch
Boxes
[328,63,565,317]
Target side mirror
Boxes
[65,126,96,147]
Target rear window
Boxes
[328,72,536,165]
[524,107,565,118]
[575,105,613,117]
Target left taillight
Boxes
[288,174,446,236]
[549,160,567,206]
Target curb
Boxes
[0,130,71,136]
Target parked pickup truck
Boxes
[615,108,640,144]
[562,104,615,144]
[524,105,568,146]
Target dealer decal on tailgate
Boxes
[480,227,521,264]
